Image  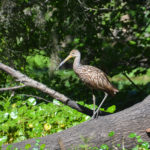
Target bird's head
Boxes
[69,49,80,57]
[57,49,80,69]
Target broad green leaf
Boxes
[27,97,36,106]
[141,142,149,149]
[100,144,109,150]
[108,131,115,137]
[131,145,139,150]
[129,40,136,45]
[128,133,136,138]
[137,138,143,143]
[74,38,80,44]
[25,144,31,150]
[106,105,116,113]
[40,144,46,150]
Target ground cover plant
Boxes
[0,96,90,145]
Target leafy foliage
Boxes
[0,0,150,74]
[0,96,89,145]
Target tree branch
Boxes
[0,85,26,91]
[122,72,143,92]
[0,62,108,116]
[21,94,54,104]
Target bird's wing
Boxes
[75,65,116,93]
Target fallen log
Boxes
[2,95,150,149]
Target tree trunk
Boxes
[2,95,150,150]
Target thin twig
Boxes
[0,85,26,91]
[122,72,142,91]
[122,134,125,150]
[58,137,66,150]
[20,94,54,104]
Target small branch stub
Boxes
[146,128,150,137]
[146,128,150,133]
[0,85,26,91]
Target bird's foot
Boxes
[91,111,99,119]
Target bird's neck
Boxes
[73,54,81,70]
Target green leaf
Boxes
[65,80,70,87]
[25,144,31,150]
[128,133,136,138]
[6,145,13,150]
[74,38,80,44]
[40,144,46,150]
[102,21,106,25]
[106,105,116,113]
[129,40,136,45]
[45,12,51,21]
[53,99,61,106]
[27,97,37,106]
[136,135,141,139]
[79,43,84,47]
[10,111,18,119]
[0,136,7,144]
[131,145,139,150]
[100,144,109,150]
[137,138,143,143]
[36,139,40,143]
[0,48,3,52]
[146,25,150,32]
[108,131,115,137]
[141,142,150,149]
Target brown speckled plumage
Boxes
[75,65,118,96]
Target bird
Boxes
[57,49,118,118]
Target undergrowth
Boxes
[0,96,90,145]
[0,95,116,145]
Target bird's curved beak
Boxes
[56,55,72,70]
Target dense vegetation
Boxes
[0,0,150,146]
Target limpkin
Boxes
[58,49,118,118]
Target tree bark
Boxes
[2,96,150,149]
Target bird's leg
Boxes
[92,93,96,116]
[94,92,108,118]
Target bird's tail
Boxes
[108,87,119,96]
[113,87,119,94]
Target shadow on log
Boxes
[2,95,150,149]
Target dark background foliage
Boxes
[0,0,150,109]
